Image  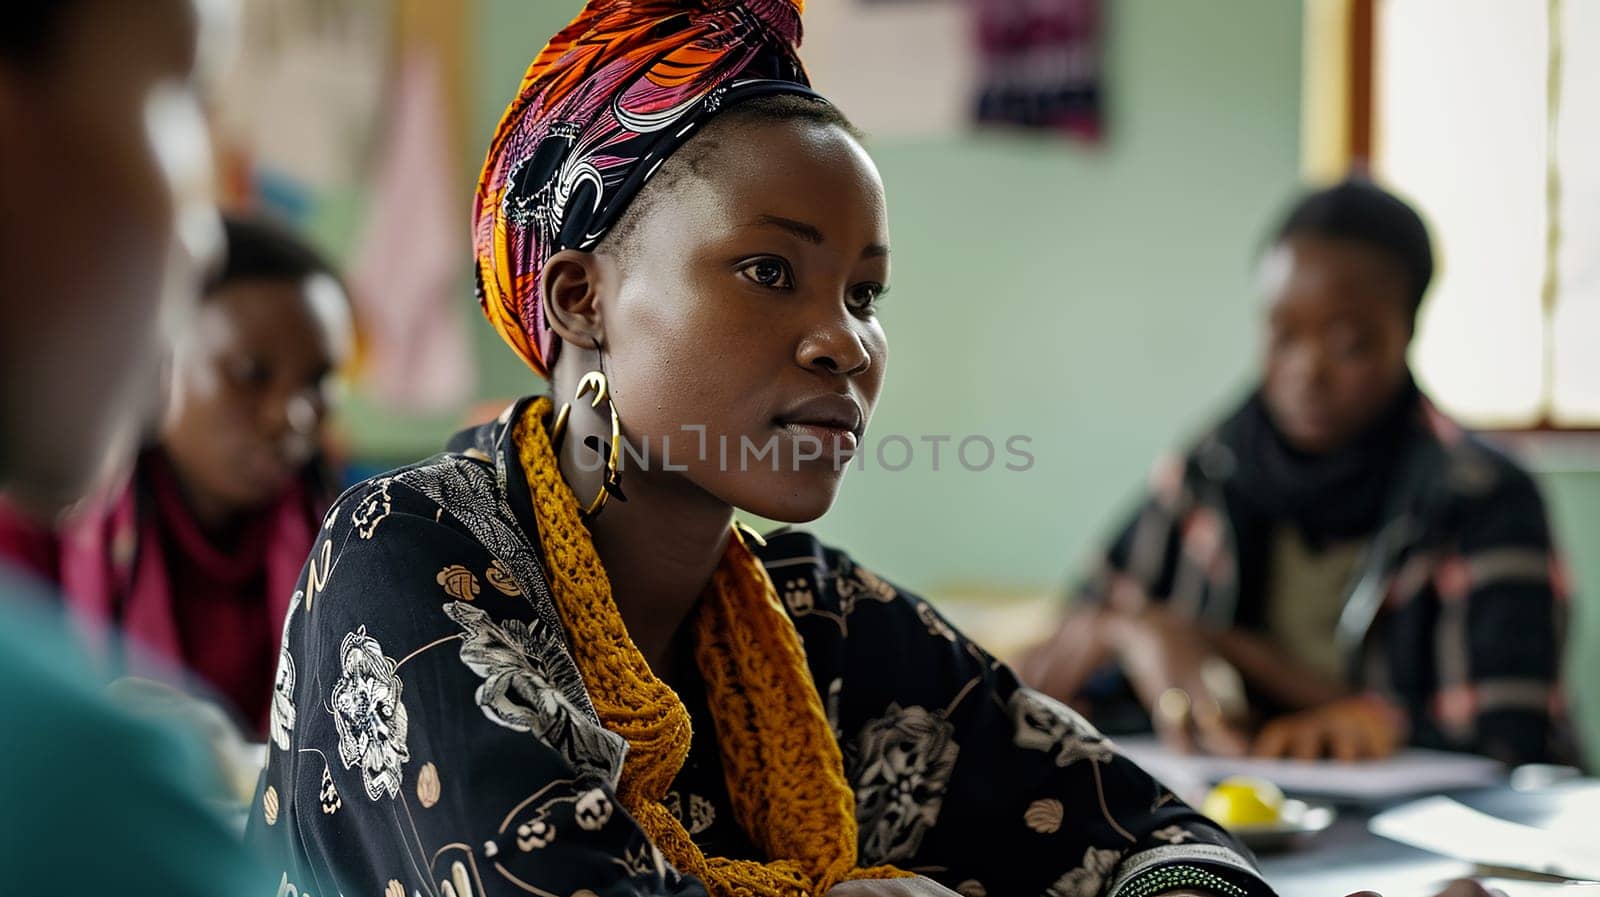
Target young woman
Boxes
[0,213,354,733]
[1021,180,1567,767]
[251,3,1274,896]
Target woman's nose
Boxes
[797,312,872,377]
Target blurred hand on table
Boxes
[1019,606,1250,756]
[1015,606,1117,709]
[1252,694,1407,762]
[1020,600,1419,763]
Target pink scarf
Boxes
[56,453,319,730]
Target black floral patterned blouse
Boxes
[247,400,1274,897]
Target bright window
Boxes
[1374,0,1600,427]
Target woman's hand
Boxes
[1106,607,1251,756]
[1251,694,1407,761]
[1019,606,1251,756]
[1016,608,1118,706]
[825,876,963,897]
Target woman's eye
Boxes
[847,283,885,314]
[739,258,792,289]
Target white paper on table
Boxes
[1369,796,1600,882]
[1114,736,1503,801]
[1492,884,1600,897]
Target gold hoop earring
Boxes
[550,370,627,520]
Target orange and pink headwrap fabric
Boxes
[473,0,820,377]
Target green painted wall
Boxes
[804,0,1305,593]
[1536,471,1600,765]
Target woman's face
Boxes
[1260,234,1414,455]
[0,0,224,516]
[576,116,891,523]
[161,274,354,513]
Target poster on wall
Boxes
[812,0,1104,141]
[805,0,973,137]
[972,0,1104,141]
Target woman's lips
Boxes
[772,393,865,463]
[776,421,860,460]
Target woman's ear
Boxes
[541,249,606,349]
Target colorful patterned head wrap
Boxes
[474,0,822,377]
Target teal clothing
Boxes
[0,566,266,894]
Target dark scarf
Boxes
[1218,378,1422,546]
[1217,376,1423,629]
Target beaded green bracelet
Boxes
[1117,864,1251,897]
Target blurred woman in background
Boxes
[1021,180,1568,768]
[0,212,355,734]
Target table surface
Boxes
[1257,781,1599,897]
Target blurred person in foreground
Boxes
[0,0,265,891]
[1020,180,1567,767]
[0,213,355,736]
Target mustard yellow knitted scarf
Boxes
[514,398,907,896]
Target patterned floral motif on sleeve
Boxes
[269,597,297,751]
[443,600,625,779]
[1010,689,1117,766]
[329,626,410,801]
[848,703,960,863]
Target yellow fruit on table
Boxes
[1202,777,1285,828]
